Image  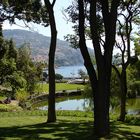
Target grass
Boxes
[35,83,85,93]
[0,111,140,140]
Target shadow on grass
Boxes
[0,120,93,140]
[109,121,140,140]
[0,120,140,140]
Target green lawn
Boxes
[0,111,139,140]
[35,83,85,93]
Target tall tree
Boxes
[112,0,140,121]
[66,0,120,136]
[44,0,57,123]
[16,44,40,94]
[0,36,27,98]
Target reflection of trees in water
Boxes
[110,97,120,112]
[127,98,140,109]
[33,94,140,113]
[82,98,93,112]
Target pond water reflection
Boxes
[127,98,140,114]
[35,96,140,114]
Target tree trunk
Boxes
[93,61,111,136]
[0,23,3,36]
[119,69,127,121]
[44,0,57,123]
[78,0,120,137]
[78,0,111,137]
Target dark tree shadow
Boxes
[0,120,94,140]
[109,121,140,140]
[0,119,139,140]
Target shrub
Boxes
[125,115,140,125]
[0,104,22,112]
[15,88,29,108]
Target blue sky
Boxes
[3,0,74,40]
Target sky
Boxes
[3,0,74,41]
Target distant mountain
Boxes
[3,29,86,66]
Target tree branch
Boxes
[90,0,103,70]
[51,0,56,7]
[78,0,97,87]
[112,64,121,82]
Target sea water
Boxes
[44,65,87,78]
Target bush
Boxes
[125,115,140,125]
[0,104,22,112]
[84,84,92,98]
[15,89,29,108]
[128,81,140,98]
[55,73,63,80]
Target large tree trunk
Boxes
[94,69,111,136]
[78,0,119,137]
[44,0,57,123]
[89,0,118,136]
[119,69,127,121]
[78,0,111,137]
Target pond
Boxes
[127,98,140,114]
[35,96,140,115]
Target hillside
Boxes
[3,29,84,66]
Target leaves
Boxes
[0,0,49,26]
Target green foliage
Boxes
[128,81,140,97]
[127,59,140,97]
[84,84,92,98]
[0,0,49,26]
[0,104,22,112]
[134,38,140,56]
[110,69,121,97]
[0,38,23,98]
[16,45,43,93]
[0,40,29,98]
[0,39,17,84]
[64,34,79,48]
[0,58,17,83]
[0,35,43,99]
[0,96,6,100]
[7,72,27,89]
[7,39,17,60]
[15,89,29,102]
[55,73,63,80]
[125,115,140,125]
[110,97,120,111]
[78,69,87,79]
[15,88,29,109]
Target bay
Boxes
[45,65,87,78]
